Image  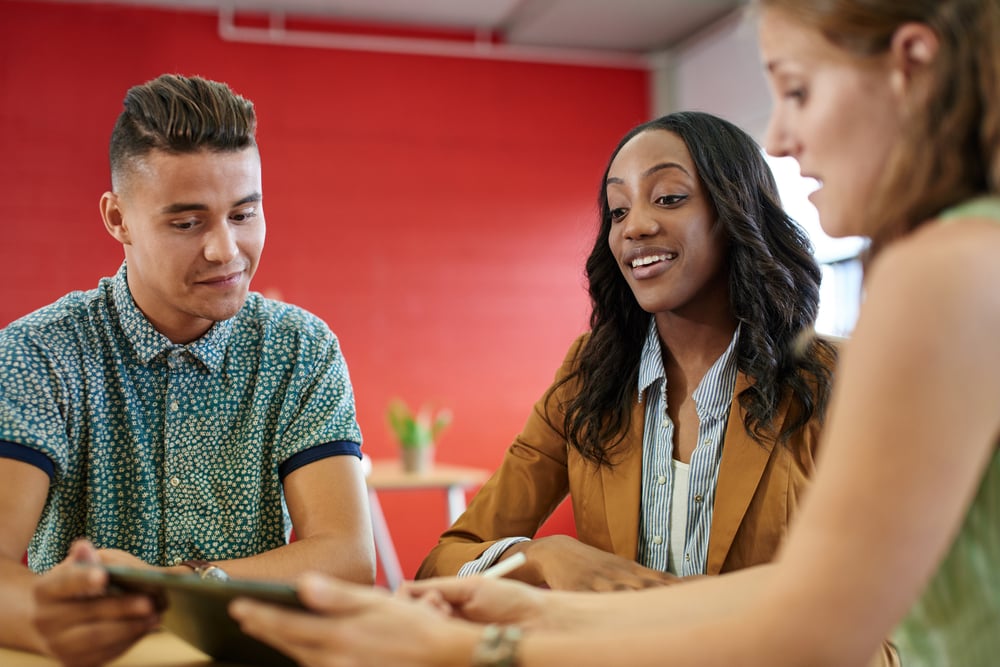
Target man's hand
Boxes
[508,535,679,591]
[33,539,159,667]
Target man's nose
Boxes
[204,222,239,263]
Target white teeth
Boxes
[631,254,673,268]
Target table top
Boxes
[0,630,248,666]
[365,459,490,490]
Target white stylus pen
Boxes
[479,551,528,579]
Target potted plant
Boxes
[385,398,452,473]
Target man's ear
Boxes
[100,191,130,245]
[888,22,939,98]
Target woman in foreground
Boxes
[231,1,1000,665]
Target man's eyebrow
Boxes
[235,193,263,207]
[159,192,262,215]
[160,202,207,215]
[606,161,691,185]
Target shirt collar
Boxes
[637,318,664,402]
[635,317,741,415]
[111,263,234,372]
[692,324,741,421]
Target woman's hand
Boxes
[510,535,679,591]
[401,575,550,628]
[231,573,481,667]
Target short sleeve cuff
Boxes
[278,441,361,480]
[457,537,531,577]
[0,441,55,479]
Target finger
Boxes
[35,564,108,603]
[233,616,321,667]
[37,592,157,631]
[296,573,390,614]
[231,599,332,653]
[45,616,157,667]
[67,538,100,565]
[409,589,453,616]
[401,577,478,606]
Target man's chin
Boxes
[195,297,249,324]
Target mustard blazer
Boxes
[417,333,828,579]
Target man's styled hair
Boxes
[109,73,257,189]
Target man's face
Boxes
[102,147,265,343]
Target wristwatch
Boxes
[181,559,230,582]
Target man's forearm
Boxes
[208,534,376,584]
[0,560,47,654]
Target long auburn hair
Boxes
[756,0,1000,255]
[551,111,836,467]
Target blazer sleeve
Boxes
[415,335,587,579]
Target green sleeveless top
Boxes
[891,196,1000,667]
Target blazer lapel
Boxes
[706,372,774,574]
[600,397,646,560]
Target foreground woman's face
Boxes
[759,7,903,239]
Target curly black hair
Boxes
[553,111,836,466]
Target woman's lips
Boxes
[625,249,677,280]
[630,256,673,280]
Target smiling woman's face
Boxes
[605,129,729,319]
[759,7,903,239]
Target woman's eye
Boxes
[655,194,687,207]
[609,207,628,222]
[785,88,806,103]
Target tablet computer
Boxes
[105,565,303,667]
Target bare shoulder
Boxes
[867,217,1000,324]
[852,217,1000,404]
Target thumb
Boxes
[67,538,100,565]
[297,573,390,614]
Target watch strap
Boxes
[181,559,227,580]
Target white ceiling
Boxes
[36,0,745,54]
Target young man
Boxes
[0,73,374,664]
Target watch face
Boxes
[202,566,230,582]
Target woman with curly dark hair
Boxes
[414,110,837,590]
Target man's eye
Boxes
[231,210,257,223]
[173,220,197,230]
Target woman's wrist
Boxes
[470,624,522,667]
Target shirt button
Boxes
[694,494,703,503]
[170,476,181,487]
[661,422,668,429]
[657,475,667,485]
[685,554,691,562]
[652,535,663,545]
[170,401,179,412]
[703,438,712,446]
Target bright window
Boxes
[765,155,867,337]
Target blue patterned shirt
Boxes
[636,318,739,576]
[0,264,362,571]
